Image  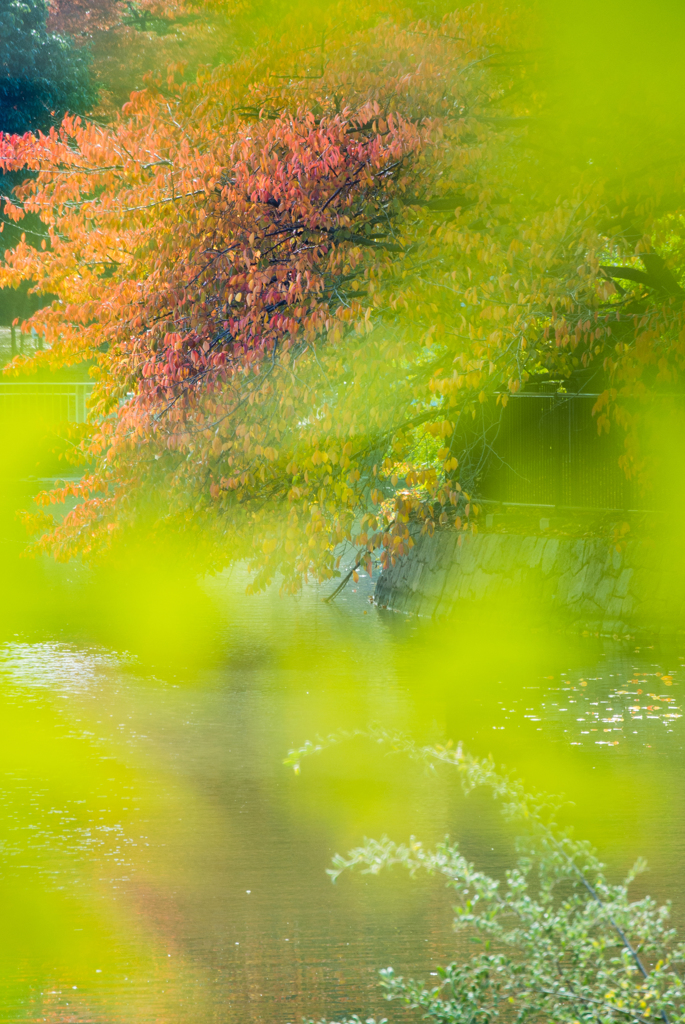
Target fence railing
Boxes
[0,382,94,424]
[479,392,632,509]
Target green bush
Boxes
[288,731,685,1024]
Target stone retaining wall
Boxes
[374,528,685,634]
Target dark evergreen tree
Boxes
[0,0,95,135]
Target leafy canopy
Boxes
[2,0,685,587]
[46,0,241,115]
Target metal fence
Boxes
[0,382,93,424]
[479,393,632,510]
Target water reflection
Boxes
[0,563,682,1023]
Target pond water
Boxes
[1,493,684,1023]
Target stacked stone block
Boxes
[374,529,685,633]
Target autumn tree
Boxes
[1,0,231,323]
[1,0,685,589]
[0,0,97,327]
[46,0,247,115]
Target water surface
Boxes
[0,549,683,1023]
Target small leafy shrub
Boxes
[287,731,685,1024]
